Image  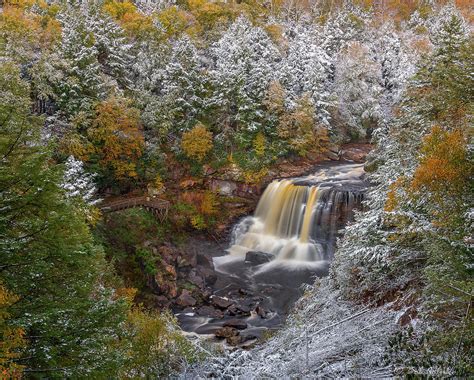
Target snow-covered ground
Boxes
[184,279,398,378]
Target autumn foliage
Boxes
[0,286,25,379]
[181,123,213,162]
[89,97,144,180]
[412,126,469,194]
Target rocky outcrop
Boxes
[245,251,275,265]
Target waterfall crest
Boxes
[227,164,366,264]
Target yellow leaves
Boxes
[157,6,195,38]
[278,94,329,157]
[119,306,194,378]
[264,24,285,47]
[253,132,266,157]
[0,0,61,53]
[181,123,213,162]
[103,0,155,37]
[150,175,165,195]
[89,97,144,179]
[186,0,231,34]
[61,132,94,162]
[411,126,468,194]
[200,191,218,216]
[243,167,268,185]
[0,285,26,379]
[384,177,406,212]
[114,287,137,305]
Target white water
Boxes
[223,163,366,266]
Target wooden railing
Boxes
[100,196,170,220]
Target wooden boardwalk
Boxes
[100,196,170,221]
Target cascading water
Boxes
[224,163,366,268]
[177,162,369,338]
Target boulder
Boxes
[198,267,217,286]
[188,269,205,289]
[215,326,239,339]
[223,319,248,330]
[196,252,213,268]
[226,335,242,345]
[245,251,275,266]
[196,306,224,319]
[211,295,233,309]
[325,150,340,161]
[255,305,267,318]
[210,179,238,196]
[176,290,197,308]
[235,302,251,315]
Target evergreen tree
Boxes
[210,16,280,151]
[279,25,332,126]
[157,36,208,136]
[333,41,383,140]
[0,62,128,377]
[86,6,134,90]
[55,7,106,117]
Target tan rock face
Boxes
[340,143,373,163]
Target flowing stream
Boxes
[177,162,368,342]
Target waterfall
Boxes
[227,164,366,264]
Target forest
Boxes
[0,0,472,378]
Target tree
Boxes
[0,285,25,379]
[210,16,280,151]
[181,123,213,162]
[88,96,145,183]
[279,24,332,126]
[54,6,106,117]
[155,36,208,136]
[86,5,134,89]
[61,155,98,205]
[278,94,329,157]
[333,42,383,140]
[0,62,129,377]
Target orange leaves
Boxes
[114,287,138,305]
[181,123,213,162]
[89,97,144,179]
[0,285,26,379]
[103,0,155,37]
[411,126,468,194]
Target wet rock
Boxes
[226,335,242,345]
[210,179,238,196]
[196,306,224,319]
[211,295,233,309]
[196,252,213,268]
[325,150,340,161]
[215,326,239,339]
[198,267,217,286]
[223,319,248,330]
[176,290,197,307]
[226,305,239,316]
[188,269,205,289]
[239,331,258,342]
[235,303,251,315]
[255,305,267,318]
[240,339,257,349]
[340,144,372,163]
[245,251,275,265]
